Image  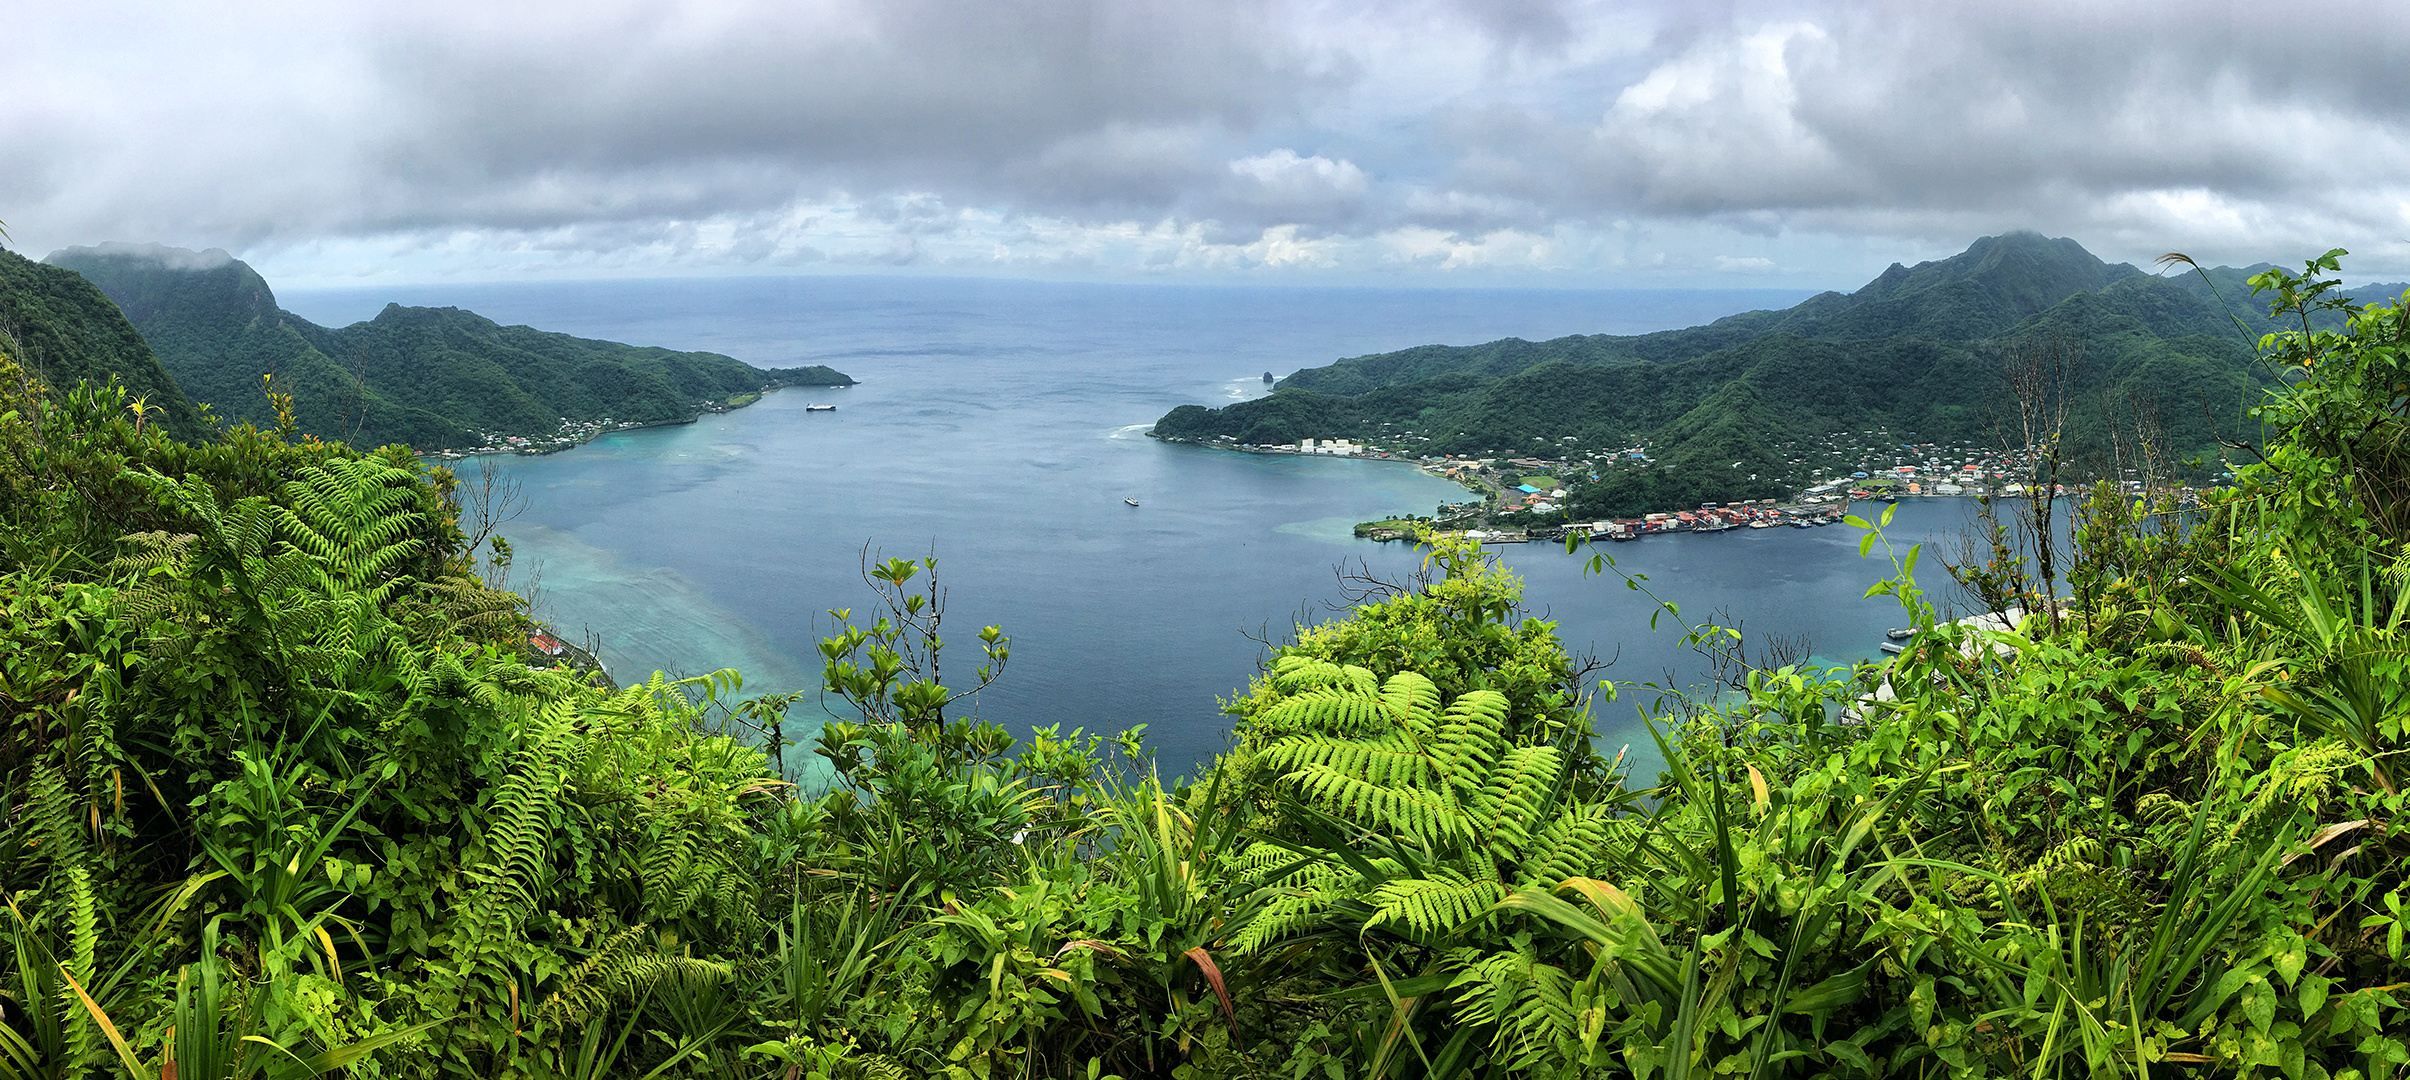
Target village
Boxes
[1331,431,2200,546]
[424,391,771,460]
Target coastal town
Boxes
[424,389,784,460]
[1180,429,2198,545]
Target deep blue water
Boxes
[281,276,1993,780]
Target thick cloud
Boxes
[1440,0,2410,269]
[49,242,234,271]
[5,0,2407,283]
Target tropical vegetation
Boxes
[37,244,852,450]
[1153,232,2405,516]
[0,248,2405,1079]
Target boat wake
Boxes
[1107,423,1153,440]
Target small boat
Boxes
[1124,498,1139,507]
[805,404,837,412]
[1886,627,1914,640]
[1879,642,1905,655]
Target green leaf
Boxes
[1783,959,1873,1018]
[1826,1040,1873,1073]
[2298,975,2330,1019]
[2270,935,2306,986]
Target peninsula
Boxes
[1152,231,2407,520]
[38,243,854,452]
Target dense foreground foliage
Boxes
[3,255,2408,1079]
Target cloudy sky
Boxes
[6,0,2407,287]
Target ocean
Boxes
[280,275,1994,781]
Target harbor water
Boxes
[282,275,1999,780]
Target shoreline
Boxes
[1149,430,2201,544]
[428,380,853,461]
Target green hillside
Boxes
[45,243,854,450]
[1155,232,2408,514]
[0,248,204,438]
[2,247,2407,1078]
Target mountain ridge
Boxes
[44,244,855,450]
[1154,232,2408,516]
[0,248,205,438]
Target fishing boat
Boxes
[805,404,837,412]
[1124,498,1139,507]
[1879,641,1906,655]
[1886,627,1914,640]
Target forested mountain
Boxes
[3,248,2407,1078]
[1154,232,2408,513]
[45,243,854,450]
[0,248,204,438]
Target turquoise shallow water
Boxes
[282,276,1987,779]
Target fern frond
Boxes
[275,458,428,604]
[1379,670,1440,724]
[1270,656,1378,695]
[1448,941,1582,1069]
[1469,745,1563,864]
[1252,685,1399,741]
[1260,733,1432,791]
[1365,871,1505,938]
[1516,804,1618,887]
[537,925,733,1026]
[1286,762,1465,843]
[56,863,101,1075]
[1427,689,1509,786]
[467,700,581,923]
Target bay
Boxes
[281,276,1995,780]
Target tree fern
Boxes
[1367,870,1507,939]
[1467,745,1564,863]
[1226,853,1387,955]
[107,529,195,628]
[116,469,370,690]
[16,765,104,1076]
[1515,803,1618,886]
[394,573,525,647]
[537,924,733,1027]
[1446,937,1590,1071]
[276,458,427,605]
[467,699,580,923]
[1424,689,1508,788]
[1231,667,1594,957]
[1244,661,1411,743]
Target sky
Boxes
[6,0,2408,289]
